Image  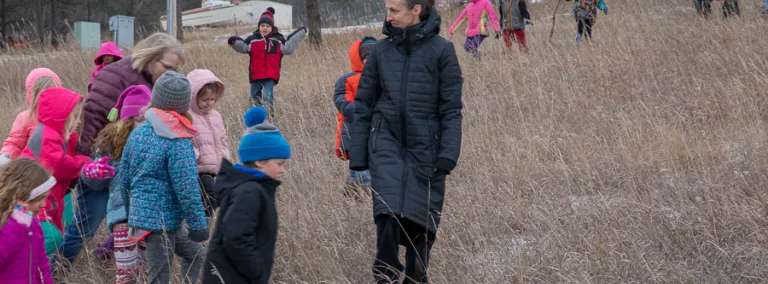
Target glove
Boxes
[82,157,115,180]
[227,36,241,45]
[11,205,34,227]
[495,32,501,39]
[434,158,456,175]
[188,229,210,243]
[524,19,534,26]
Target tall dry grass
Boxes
[2,0,768,283]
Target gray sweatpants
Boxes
[145,228,206,284]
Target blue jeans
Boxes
[250,79,276,108]
[762,0,768,13]
[57,181,109,263]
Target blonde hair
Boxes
[93,119,137,161]
[26,77,59,124]
[65,101,84,138]
[0,158,50,227]
[131,33,185,72]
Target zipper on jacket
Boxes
[29,230,33,284]
[398,42,411,218]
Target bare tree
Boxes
[36,0,44,47]
[306,0,322,46]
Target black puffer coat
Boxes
[349,9,463,233]
[202,159,280,284]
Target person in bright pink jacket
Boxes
[90,41,123,84]
[449,0,501,58]
[0,158,57,284]
[19,87,90,253]
[1,68,62,158]
[187,69,229,217]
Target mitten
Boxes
[434,158,456,175]
[525,19,534,25]
[227,36,241,45]
[11,205,33,227]
[188,229,210,243]
[82,157,115,180]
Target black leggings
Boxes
[577,18,594,39]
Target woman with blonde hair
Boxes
[53,32,186,269]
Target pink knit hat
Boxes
[107,85,152,122]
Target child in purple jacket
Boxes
[0,158,57,284]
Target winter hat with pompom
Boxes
[238,106,290,163]
[108,85,152,122]
[258,8,275,27]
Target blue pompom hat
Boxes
[238,106,290,163]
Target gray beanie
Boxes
[151,71,191,114]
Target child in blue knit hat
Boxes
[202,106,290,284]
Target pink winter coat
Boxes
[0,217,55,284]
[20,88,90,233]
[187,69,229,174]
[90,42,124,84]
[1,68,62,158]
[449,0,501,37]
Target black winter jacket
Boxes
[349,9,463,233]
[202,159,280,284]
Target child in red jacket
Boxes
[333,36,375,201]
[228,8,306,118]
[19,87,90,254]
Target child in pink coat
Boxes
[449,0,501,58]
[187,69,229,217]
[90,41,123,84]
[1,68,62,159]
[0,158,57,284]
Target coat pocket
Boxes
[370,119,383,153]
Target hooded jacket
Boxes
[79,56,154,156]
[349,9,463,233]
[202,159,280,284]
[90,42,124,84]
[449,0,501,37]
[119,108,208,234]
[499,0,531,31]
[333,37,376,160]
[19,88,89,232]
[188,69,229,174]
[1,68,62,158]
[0,217,54,284]
[228,28,307,83]
[569,0,608,21]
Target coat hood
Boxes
[383,8,441,52]
[348,36,376,73]
[187,69,225,115]
[216,159,280,203]
[25,68,62,107]
[94,41,124,65]
[36,87,82,134]
[144,108,197,139]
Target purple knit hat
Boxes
[107,85,152,122]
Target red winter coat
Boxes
[333,38,368,160]
[228,28,308,84]
[20,88,90,232]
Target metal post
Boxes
[166,0,176,37]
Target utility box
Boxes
[74,22,101,50]
[109,15,135,48]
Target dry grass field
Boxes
[2,0,768,283]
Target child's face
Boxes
[255,159,287,179]
[363,58,368,65]
[20,192,49,214]
[259,24,272,37]
[102,55,117,64]
[196,91,216,112]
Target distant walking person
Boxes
[566,0,608,43]
[449,0,501,58]
[349,0,463,282]
[497,0,532,52]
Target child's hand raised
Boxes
[82,157,115,180]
